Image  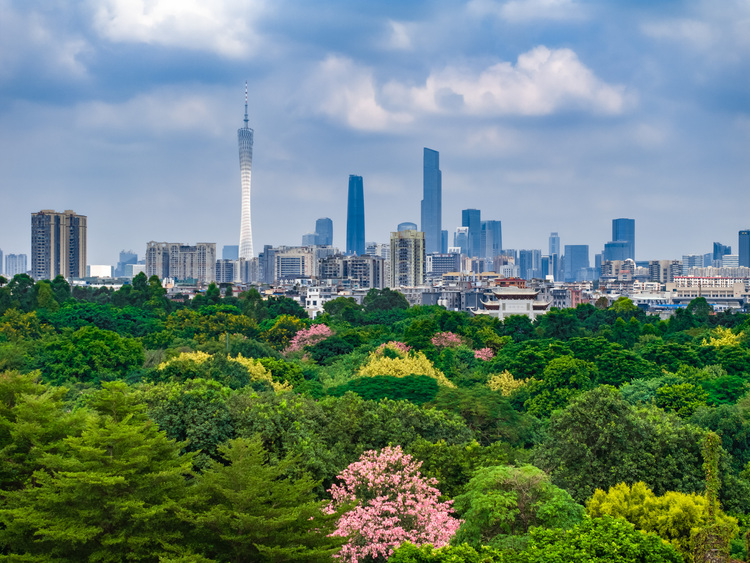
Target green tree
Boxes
[50,274,72,304]
[362,287,409,312]
[655,382,709,418]
[687,297,712,323]
[185,437,344,562]
[389,542,495,563]
[0,382,195,561]
[453,464,585,549]
[524,356,597,417]
[35,280,60,312]
[610,296,638,314]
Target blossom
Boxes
[284,323,333,354]
[375,341,412,357]
[328,446,461,562]
[430,331,464,348]
[474,347,495,361]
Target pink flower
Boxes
[375,341,412,357]
[474,347,495,361]
[431,331,464,348]
[328,446,461,563]
[285,323,333,354]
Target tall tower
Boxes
[31,210,87,280]
[740,229,750,268]
[421,148,442,254]
[238,82,254,260]
[346,175,365,255]
[612,218,635,260]
[461,209,481,257]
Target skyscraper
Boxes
[712,242,731,263]
[740,230,750,268]
[5,254,27,277]
[315,218,333,246]
[462,209,481,257]
[483,220,502,259]
[390,229,425,287]
[238,82,254,260]
[563,245,589,283]
[549,232,560,256]
[612,218,635,260]
[31,210,87,280]
[420,148,442,254]
[346,175,365,255]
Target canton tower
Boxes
[238,82,254,259]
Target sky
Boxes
[1,0,749,266]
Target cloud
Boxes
[384,46,629,116]
[301,55,413,131]
[90,0,268,57]
[74,88,229,137]
[467,0,588,22]
[384,20,413,51]
[641,19,715,50]
[0,1,90,82]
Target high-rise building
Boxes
[315,218,333,246]
[518,249,542,280]
[31,209,87,280]
[441,230,448,254]
[238,83,254,260]
[114,250,138,277]
[0,249,3,276]
[462,209,481,257]
[346,175,365,255]
[563,245,589,282]
[713,242,731,262]
[739,230,750,268]
[612,218,635,260]
[145,242,216,283]
[420,148,442,254]
[222,245,239,260]
[482,220,502,259]
[454,227,469,255]
[549,232,560,256]
[603,241,630,262]
[5,254,27,277]
[390,229,425,287]
[397,222,417,232]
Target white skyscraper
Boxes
[238,83,254,260]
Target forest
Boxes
[1,271,750,562]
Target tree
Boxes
[389,542,495,563]
[184,437,344,562]
[610,296,637,314]
[327,445,461,563]
[362,287,409,312]
[453,464,585,549]
[0,382,195,561]
[687,297,713,322]
[524,356,597,417]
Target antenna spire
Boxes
[243,81,249,128]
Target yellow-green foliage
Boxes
[487,370,530,396]
[357,351,455,387]
[586,481,738,561]
[158,351,290,392]
[0,310,51,342]
[231,354,291,392]
[702,326,742,348]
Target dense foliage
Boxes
[1,273,750,561]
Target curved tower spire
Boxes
[238,81,254,259]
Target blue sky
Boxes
[1,0,748,266]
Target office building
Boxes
[563,245,589,282]
[612,218,635,260]
[649,260,682,284]
[301,233,317,246]
[549,232,560,256]
[390,229,425,287]
[216,259,236,283]
[740,230,750,268]
[421,148,442,254]
[114,250,138,277]
[603,241,630,262]
[682,254,705,269]
[397,222,417,232]
[5,254,27,277]
[482,220,502,259]
[462,209,481,257]
[346,175,365,255]
[713,242,731,263]
[145,242,216,283]
[315,218,333,246]
[454,227,469,255]
[222,245,239,261]
[722,255,739,268]
[31,209,87,280]
[441,230,448,254]
[427,253,461,277]
[318,254,385,289]
[518,249,542,280]
[238,83,254,260]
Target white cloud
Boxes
[90,0,267,57]
[301,55,413,131]
[468,0,588,22]
[384,20,413,51]
[0,1,89,81]
[75,88,227,137]
[384,46,629,116]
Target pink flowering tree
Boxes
[327,446,461,563]
[285,323,333,354]
[431,331,465,349]
[375,341,412,357]
[474,347,495,361]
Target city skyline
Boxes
[0,1,748,263]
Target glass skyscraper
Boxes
[315,218,333,246]
[563,244,590,282]
[740,230,750,268]
[346,175,365,256]
[238,83,254,260]
[462,209,481,257]
[420,148,442,254]
[612,218,635,260]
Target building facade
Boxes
[390,229,425,287]
[5,254,28,277]
[462,209,481,258]
[563,245,589,283]
[740,230,750,268]
[346,175,365,255]
[145,242,216,283]
[315,218,333,246]
[420,148,442,254]
[612,218,635,260]
[31,209,87,280]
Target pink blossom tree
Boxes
[375,341,412,357]
[285,323,333,354]
[474,347,495,361]
[430,331,464,348]
[327,446,461,562]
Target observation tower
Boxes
[238,82,254,260]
